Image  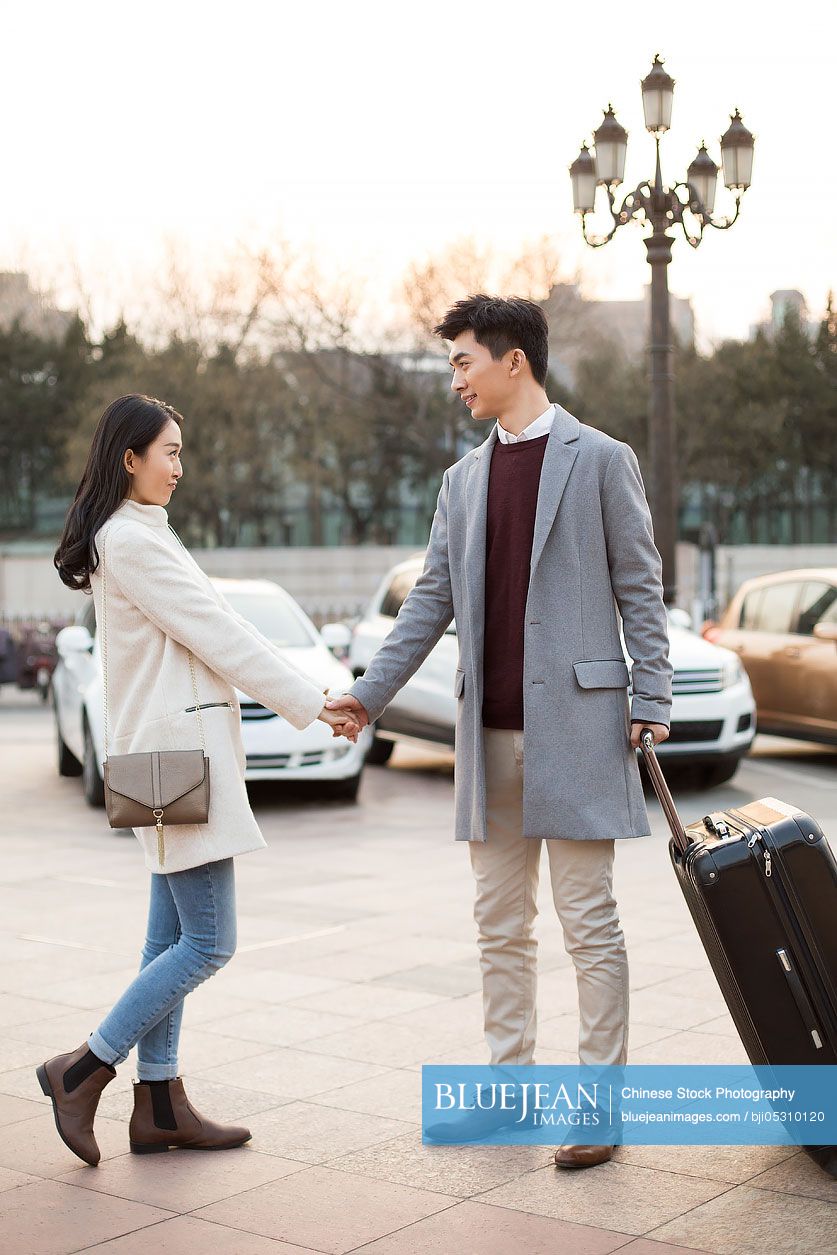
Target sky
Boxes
[3,0,835,349]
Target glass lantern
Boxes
[641,54,675,133]
[720,110,755,189]
[592,106,628,186]
[570,144,597,213]
[686,144,719,215]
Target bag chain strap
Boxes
[100,521,206,758]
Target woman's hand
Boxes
[318,705,361,742]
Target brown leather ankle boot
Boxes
[36,1043,117,1166]
[129,1077,252,1153]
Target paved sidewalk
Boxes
[2,692,836,1253]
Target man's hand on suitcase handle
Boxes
[630,720,669,750]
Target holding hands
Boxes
[317,692,367,742]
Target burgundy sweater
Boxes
[481,433,549,729]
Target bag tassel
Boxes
[153,809,165,868]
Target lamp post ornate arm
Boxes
[567,56,754,607]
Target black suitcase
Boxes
[639,731,837,1176]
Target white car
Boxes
[348,555,757,788]
[53,577,371,808]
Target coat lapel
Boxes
[529,404,580,575]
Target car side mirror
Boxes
[55,625,94,657]
[668,608,693,630]
[320,622,352,656]
[812,620,837,644]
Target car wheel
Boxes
[321,772,362,802]
[83,719,105,807]
[701,756,742,789]
[56,709,83,778]
[366,734,395,765]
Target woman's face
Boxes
[124,418,183,506]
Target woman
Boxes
[42,394,359,1165]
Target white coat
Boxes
[89,498,327,873]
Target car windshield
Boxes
[219,592,316,648]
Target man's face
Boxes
[447,330,516,422]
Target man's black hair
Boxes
[433,294,549,387]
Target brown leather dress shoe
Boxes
[36,1043,116,1166]
[129,1077,252,1153]
[553,1143,614,1168]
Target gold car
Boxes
[704,568,837,745]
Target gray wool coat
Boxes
[350,404,673,842]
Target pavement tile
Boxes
[613,1242,707,1254]
[382,993,487,1037]
[648,1183,837,1253]
[198,1004,365,1047]
[612,1142,798,1184]
[58,1145,305,1211]
[328,1128,553,1198]
[218,969,348,1005]
[475,1160,730,1235]
[0,1163,40,1192]
[0,1112,131,1178]
[626,962,697,992]
[369,963,482,998]
[284,950,443,983]
[96,1075,288,1124]
[628,988,729,1032]
[623,942,709,973]
[0,1177,173,1255]
[163,1025,280,1071]
[626,1030,749,1066]
[0,1036,71,1073]
[300,1019,475,1069]
[539,1014,675,1054]
[0,993,84,1029]
[310,1067,423,1124]
[246,1100,412,1163]
[33,968,152,1011]
[351,1197,634,1253]
[405,1040,494,1070]
[179,989,273,1026]
[194,1047,389,1100]
[690,1015,739,1039]
[0,1005,115,1048]
[0,951,137,999]
[0,1090,49,1126]
[745,1149,837,1202]
[72,1213,318,1252]
[192,1165,456,1253]
[286,982,446,1021]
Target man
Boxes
[327,294,672,1169]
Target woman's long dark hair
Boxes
[54,394,184,593]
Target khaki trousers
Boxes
[469,727,630,1067]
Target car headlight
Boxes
[720,654,744,688]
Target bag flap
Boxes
[572,659,630,689]
[105,750,207,809]
[158,750,207,807]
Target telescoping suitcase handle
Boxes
[638,729,692,855]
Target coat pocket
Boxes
[572,659,630,689]
[454,667,465,698]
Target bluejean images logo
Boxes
[421,1064,837,1147]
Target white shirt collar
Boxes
[496,404,555,445]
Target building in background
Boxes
[541,281,695,389]
[0,272,74,339]
[748,289,815,342]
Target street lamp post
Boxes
[569,55,754,606]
